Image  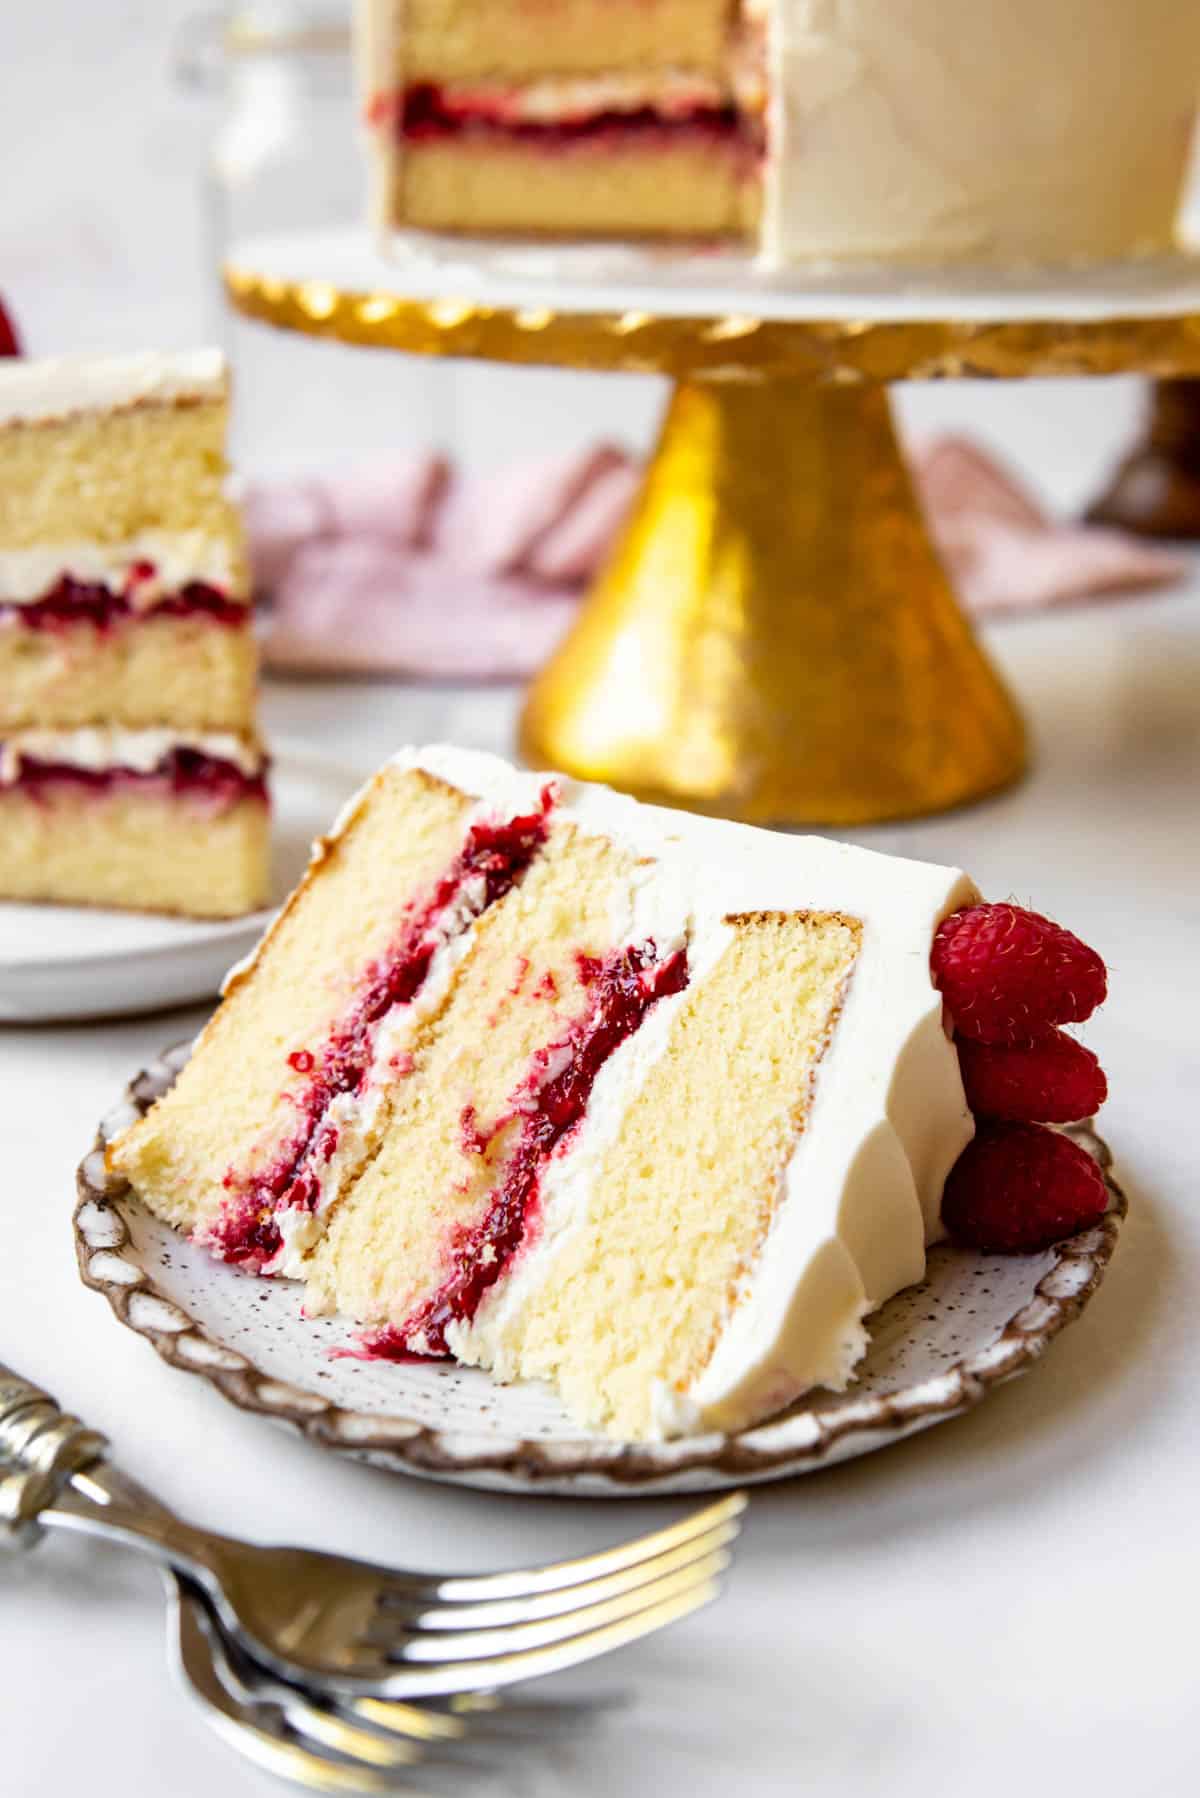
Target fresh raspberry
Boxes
[0,295,19,358]
[942,1121,1108,1253]
[932,903,1107,1044]
[957,1029,1107,1124]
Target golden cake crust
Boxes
[381,0,736,84]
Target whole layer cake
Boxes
[0,352,269,917]
[112,746,981,1439]
[358,0,1200,265]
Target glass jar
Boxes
[176,5,358,300]
[174,3,453,473]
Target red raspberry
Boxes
[932,903,1107,1044]
[957,1029,1107,1124]
[942,1121,1109,1253]
[0,295,19,357]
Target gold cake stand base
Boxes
[521,378,1023,824]
[226,235,1200,824]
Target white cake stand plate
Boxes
[228,227,1200,327]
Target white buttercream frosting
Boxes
[762,0,1200,267]
[396,746,976,1437]
[0,532,242,604]
[0,726,264,784]
[0,349,226,427]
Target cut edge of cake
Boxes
[356,0,765,242]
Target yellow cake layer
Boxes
[382,0,735,83]
[0,401,246,588]
[108,765,477,1232]
[393,137,759,237]
[469,911,862,1439]
[303,821,640,1324]
[0,786,268,917]
[0,612,257,732]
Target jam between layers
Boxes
[0,572,247,633]
[206,795,558,1271]
[369,938,691,1358]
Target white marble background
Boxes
[3,11,1200,1798]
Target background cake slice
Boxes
[358,0,1200,266]
[0,351,268,917]
[110,746,978,1440]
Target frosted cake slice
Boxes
[110,746,978,1438]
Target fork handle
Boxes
[0,1364,214,1577]
[0,1362,109,1550]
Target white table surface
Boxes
[2,579,1198,1798]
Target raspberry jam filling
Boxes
[367,938,690,1361]
[2,747,267,809]
[393,83,758,153]
[0,572,245,632]
[207,793,556,1271]
[2,571,245,632]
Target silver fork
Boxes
[87,1458,623,1787]
[1,1362,744,1698]
[169,1576,456,1794]
[80,1457,620,1787]
[169,1572,626,1793]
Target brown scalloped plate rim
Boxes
[73,1043,1127,1495]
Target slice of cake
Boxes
[0,352,269,917]
[110,746,984,1439]
[358,0,1200,266]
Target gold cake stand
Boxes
[225,232,1200,824]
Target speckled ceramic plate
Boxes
[74,1046,1125,1497]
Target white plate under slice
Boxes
[0,755,365,1023]
[75,1048,1126,1498]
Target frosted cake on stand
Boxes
[357,0,1200,265]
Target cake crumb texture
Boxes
[0,785,267,918]
[107,766,474,1229]
[470,911,862,1438]
[394,137,757,237]
[0,612,257,732]
[386,0,735,82]
[0,402,245,585]
[303,821,641,1322]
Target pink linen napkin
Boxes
[249,445,640,681]
[910,435,1185,615]
[250,435,1186,681]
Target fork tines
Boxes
[349,1492,745,1695]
